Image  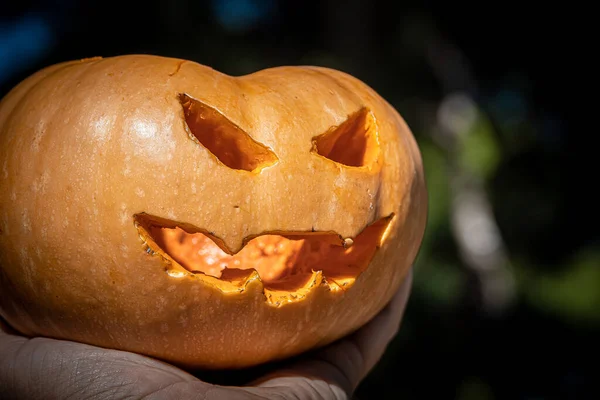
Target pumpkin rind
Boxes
[0,55,427,369]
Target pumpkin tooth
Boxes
[220,268,262,290]
[263,270,325,306]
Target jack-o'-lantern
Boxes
[0,55,427,369]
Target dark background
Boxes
[1,1,595,399]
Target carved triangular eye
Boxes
[311,108,379,168]
[180,94,278,172]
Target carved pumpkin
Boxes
[0,55,427,369]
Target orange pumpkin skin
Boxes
[0,55,427,369]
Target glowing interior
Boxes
[136,214,392,291]
[180,93,278,172]
[312,107,379,167]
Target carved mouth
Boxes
[134,213,393,305]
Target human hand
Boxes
[0,269,411,400]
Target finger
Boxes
[0,328,205,399]
[0,321,291,400]
[252,268,413,398]
[1,319,274,400]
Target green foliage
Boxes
[413,139,468,306]
[521,249,600,326]
[413,258,466,307]
[420,140,450,233]
[458,112,502,180]
[457,376,495,400]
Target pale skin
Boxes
[0,269,412,400]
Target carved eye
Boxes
[180,93,278,172]
[311,108,379,168]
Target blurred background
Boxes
[1,1,595,399]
